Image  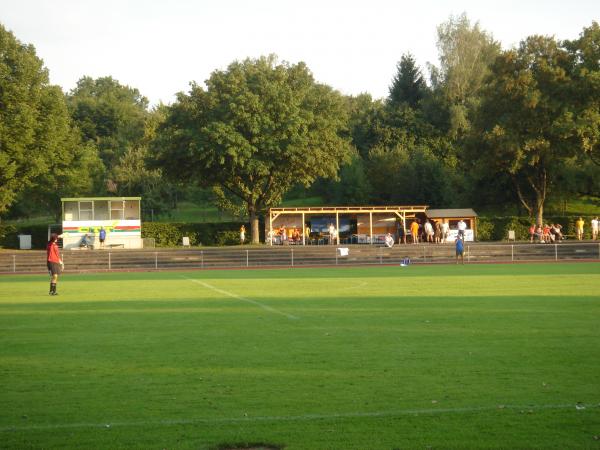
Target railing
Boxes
[0,243,598,274]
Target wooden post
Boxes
[369,212,373,245]
[269,211,273,246]
[302,212,306,246]
[336,212,339,245]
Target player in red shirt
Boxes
[46,233,64,295]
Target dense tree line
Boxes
[0,16,598,242]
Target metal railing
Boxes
[0,243,598,274]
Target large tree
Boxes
[430,13,501,139]
[153,55,352,243]
[564,21,600,166]
[67,76,149,171]
[472,35,580,225]
[0,23,97,216]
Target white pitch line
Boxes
[1,403,596,432]
[182,276,299,320]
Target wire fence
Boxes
[1,242,599,274]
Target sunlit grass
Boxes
[1,263,599,449]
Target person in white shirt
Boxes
[592,217,599,240]
[441,220,450,243]
[328,223,336,245]
[457,219,467,239]
[424,220,434,243]
[384,233,394,248]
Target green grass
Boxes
[1,263,599,449]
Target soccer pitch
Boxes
[1,263,599,449]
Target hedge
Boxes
[0,224,50,249]
[141,222,253,247]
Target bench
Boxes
[106,243,125,249]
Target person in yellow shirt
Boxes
[576,217,585,240]
[410,219,420,244]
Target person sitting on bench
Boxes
[80,234,91,249]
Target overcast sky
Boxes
[1,0,598,105]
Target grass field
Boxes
[1,263,599,449]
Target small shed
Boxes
[426,208,478,242]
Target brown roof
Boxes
[426,208,478,218]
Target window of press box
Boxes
[79,201,93,221]
[124,200,140,220]
[110,201,124,220]
[94,201,110,220]
[63,201,79,221]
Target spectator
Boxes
[79,234,91,249]
[441,220,450,243]
[424,220,434,243]
[384,233,394,248]
[292,228,301,243]
[529,224,536,243]
[240,225,246,245]
[328,223,336,245]
[410,220,419,244]
[434,220,441,243]
[543,224,552,243]
[576,217,585,240]
[592,217,598,240]
[397,224,406,244]
[457,219,467,239]
[279,225,287,245]
[555,223,564,240]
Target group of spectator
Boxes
[267,224,311,245]
[576,216,599,241]
[405,218,463,244]
[528,217,599,243]
[529,223,564,243]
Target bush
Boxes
[0,224,49,249]
[142,222,249,247]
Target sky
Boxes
[1,0,598,105]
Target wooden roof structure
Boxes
[268,205,428,245]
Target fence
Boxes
[1,242,599,274]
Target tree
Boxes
[388,53,428,109]
[112,105,179,217]
[0,24,96,216]
[153,55,352,243]
[430,13,500,138]
[472,35,579,225]
[564,21,600,166]
[67,76,149,171]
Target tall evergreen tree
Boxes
[388,53,427,109]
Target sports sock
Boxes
[50,283,56,294]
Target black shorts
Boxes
[47,262,61,275]
[456,249,464,256]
